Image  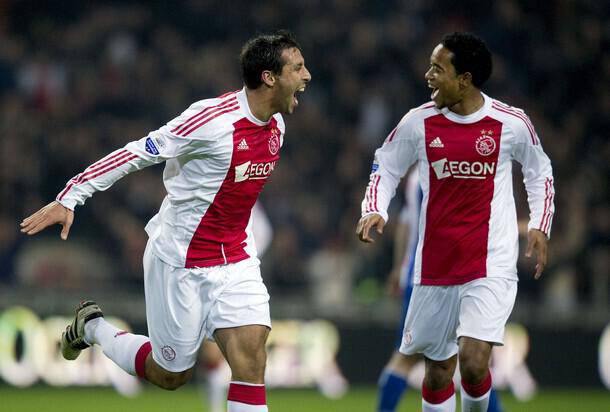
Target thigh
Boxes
[399,285,460,361]
[214,324,270,382]
[143,244,223,372]
[457,277,518,345]
[205,258,271,339]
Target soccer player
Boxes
[376,171,503,412]
[21,31,311,412]
[357,32,554,412]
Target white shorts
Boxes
[143,242,271,372]
[399,277,517,361]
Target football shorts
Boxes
[399,277,517,361]
[143,241,271,372]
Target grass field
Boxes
[1,386,608,412]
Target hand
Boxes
[20,201,74,240]
[356,213,385,243]
[525,229,548,279]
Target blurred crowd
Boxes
[0,1,608,319]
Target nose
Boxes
[303,66,312,83]
[425,68,433,81]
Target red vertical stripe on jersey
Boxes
[185,117,280,268]
[421,115,502,285]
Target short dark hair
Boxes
[441,32,492,88]
[240,30,301,89]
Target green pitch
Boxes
[0,385,608,411]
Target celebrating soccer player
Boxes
[21,30,310,412]
[357,32,554,412]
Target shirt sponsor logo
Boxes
[431,158,496,180]
[145,137,160,155]
[235,160,276,182]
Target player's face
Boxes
[274,47,311,114]
[425,44,462,109]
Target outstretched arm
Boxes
[21,201,74,240]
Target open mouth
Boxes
[293,85,306,106]
[429,84,439,100]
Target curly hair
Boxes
[442,32,492,88]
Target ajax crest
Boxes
[269,128,280,155]
[161,345,176,361]
[475,130,496,156]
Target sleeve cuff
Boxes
[361,210,388,223]
[528,222,550,239]
[56,198,77,211]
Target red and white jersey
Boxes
[362,93,554,286]
[57,88,285,269]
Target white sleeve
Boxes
[511,113,555,237]
[56,104,219,210]
[361,113,419,223]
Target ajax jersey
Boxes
[57,88,285,268]
[362,94,554,286]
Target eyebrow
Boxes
[431,62,444,71]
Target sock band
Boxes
[461,371,492,398]
[228,382,266,405]
[422,381,455,404]
[135,341,152,378]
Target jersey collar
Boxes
[237,87,272,126]
[440,93,492,124]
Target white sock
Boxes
[422,393,456,411]
[85,317,150,376]
[227,401,268,412]
[460,388,490,411]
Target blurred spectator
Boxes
[2,1,608,320]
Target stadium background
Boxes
[0,0,608,410]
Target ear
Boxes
[459,72,473,89]
[261,70,276,87]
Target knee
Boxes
[232,345,267,381]
[459,350,489,384]
[424,359,455,390]
[158,370,190,391]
